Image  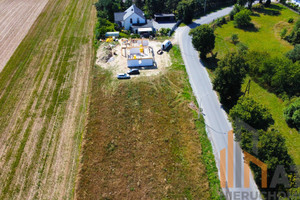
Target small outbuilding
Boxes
[138,27,153,36]
[154,14,175,22]
[105,32,120,38]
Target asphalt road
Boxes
[176,7,262,199]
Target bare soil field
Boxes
[0,0,96,199]
[96,40,172,77]
[0,0,49,71]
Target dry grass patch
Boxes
[76,54,211,199]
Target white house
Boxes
[114,4,153,34]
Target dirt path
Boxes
[0,0,96,199]
[0,0,49,72]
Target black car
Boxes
[127,69,140,75]
[117,73,130,79]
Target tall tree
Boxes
[212,52,247,107]
[189,24,215,58]
[247,0,254,9]
[177,0,195,24]
[166,0,182,13]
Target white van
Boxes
[161,40,172,50]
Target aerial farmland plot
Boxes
[0,0,49,71]
[0,0,96,199]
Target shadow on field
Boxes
[253,4,282,16]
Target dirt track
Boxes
[0,0,49,72]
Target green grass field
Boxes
[213,3,300,165]
[214,4,299,58]
[0,0,96,199]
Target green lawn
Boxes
[213,3,300,165]
[214,4,299,58]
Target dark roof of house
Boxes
[124,4,145,19]
[131,20,153,29]
[114,12,125,22]
[154,14,175,18]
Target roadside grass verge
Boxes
[170,46,225,200]
[76,45,224,199]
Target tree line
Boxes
[189,1,299,198]
[95,0,236,25]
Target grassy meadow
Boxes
[214,4,298,58]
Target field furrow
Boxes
[0,0,96,199]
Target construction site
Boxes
[96,38,171,77]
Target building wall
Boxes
[127,58,153,67]
[124,13,146,30]
[129,48,141,55]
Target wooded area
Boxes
[95,0,236,24]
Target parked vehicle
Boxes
[127,69,140,75]
[161,40,172,51]
[117,73,130,79]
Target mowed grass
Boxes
[76,46,224,200]
[214,4,299,58]
[213,4,300,164]
[0,0,96,199]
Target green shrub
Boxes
[234,9,252,28]
[230,97,274,130]
[229,4,243,20]
[286,44,300,62]
[284,98,300,130]
[237,42,249,54]
[159,28,171,36]
[130,34,141,39]
[280,28,287,39]
[247,54,300,96]
[288,17,294,23]
[285,18,300,45]
[95,18,115,40]
[231,33,239,44]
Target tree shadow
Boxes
[187,22,201,29]
[269,3,284,11]
[251,13,260,17]
[238,23,259,32]
[200,53,219,71]
[253,5,281,16]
